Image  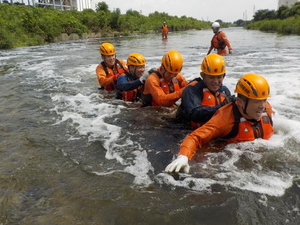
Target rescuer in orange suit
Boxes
[142,50,188,107]
[95,42,127,90]
[165,73,274,173]
[207,22,233,56]
[161,21,169,39]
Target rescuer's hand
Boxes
[113,73,124,81]
[221,95,236,106]
[139,73,149,83]
[165,155,190,173]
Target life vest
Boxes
[211,31,226,50]
[223,103,274,143]
[119,77,142,102]
[142,70,180,106]
[190,87,226,128]
[162,25,168,32]
[101,59,126,91]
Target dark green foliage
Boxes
[0,2,211,49]
[253,9,276,21]
[95,1,109,13]
[246,2,300,35]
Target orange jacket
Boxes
[179,101,274,159]
[95,59,127,90]
[142,67,188,107]
[209,31,232,56]
[121,88,141,102]
[162,25,168,33]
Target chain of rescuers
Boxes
[95,23,274,175]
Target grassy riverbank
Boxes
[246,2,300,35]
[246,16,300,35]
[0,3,212,49]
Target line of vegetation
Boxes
[0,1,214,49]
[246,2,300,35]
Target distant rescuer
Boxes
[161,21,169,39]
[165,73,274,173]
[207,22,233,56]
[96,42,127,91]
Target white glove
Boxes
[139,73,149,83]
[165,155,190,173]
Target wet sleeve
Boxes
[117,76,142,91]
[179,105,234,159]
[208,37,214,52]
[177,74,189,87]
[146,75,184,107]
[95,64,114,87]
[220,32,232,50]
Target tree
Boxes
[234,19,244,27]
[253,9,276,21]
[110,8,121,30]
[277,5,289,19]
[288,2,300,17]
[96,1,109,13]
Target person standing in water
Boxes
[207,22,233,56]
[161,21,169,39]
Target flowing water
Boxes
[0,27,300,225]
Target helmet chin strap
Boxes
[243,98,249,115]
[162,66,167,78]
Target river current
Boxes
[0,27,300,224]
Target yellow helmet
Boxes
[201,53,226,75]
[100,42,116,55]
[234,73,271,100]
[161,50,183,73]
[127,53,146,66]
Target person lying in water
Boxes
[165,73,274,173]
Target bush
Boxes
[0,2,214,49]
[0,26,14,49]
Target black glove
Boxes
[221,95,236,106]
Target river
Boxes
[0,27,300,225]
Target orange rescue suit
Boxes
[211,31,232,56]
[161,25,168,38]
[142,68,188,107]
[120,79,142,102]
[179,102,274,160]
[150,78,180,106]
[95,59,127,90]
[162,25,168,33]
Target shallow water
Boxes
[0,27,300,224]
